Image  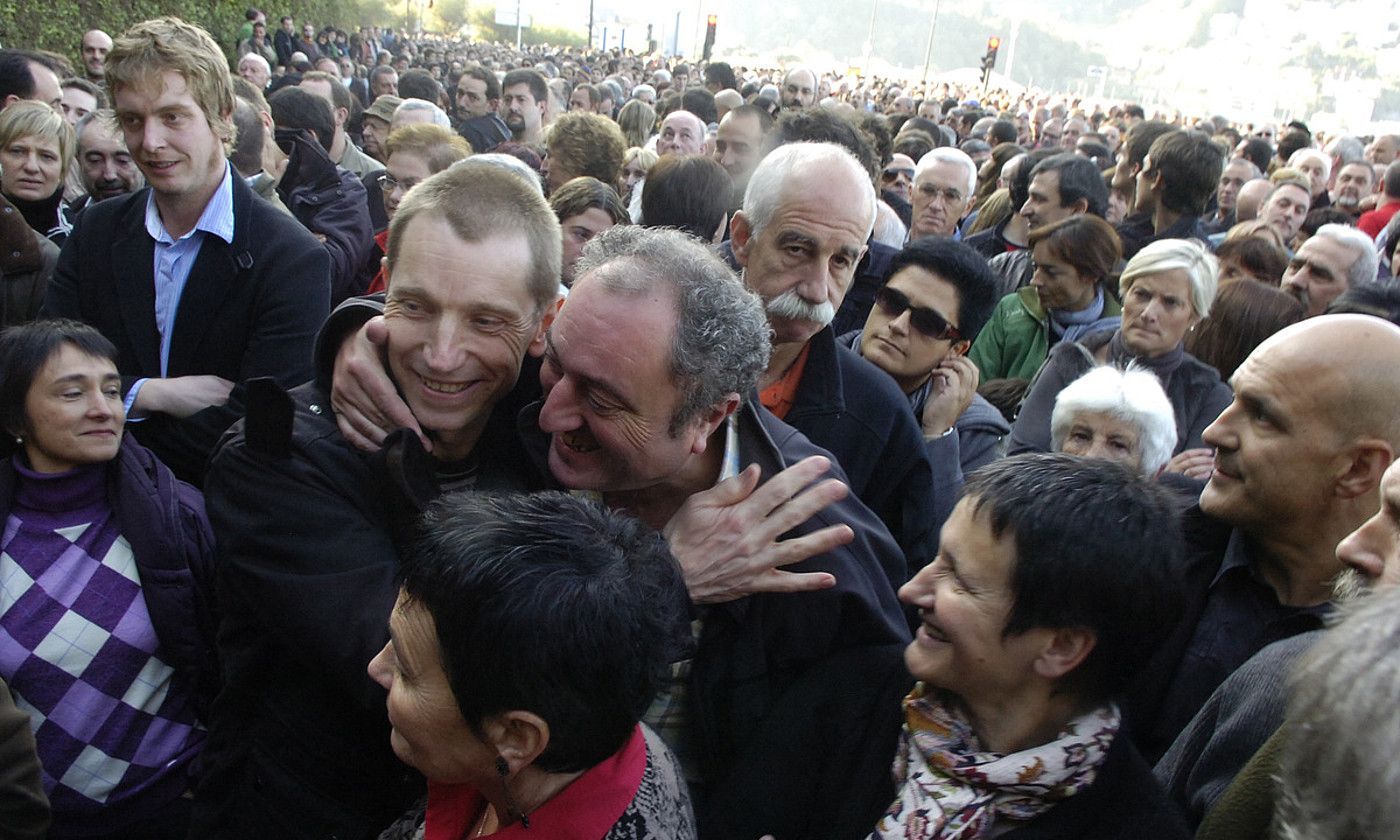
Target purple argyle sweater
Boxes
[0,456,204,833]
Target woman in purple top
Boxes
[0,320,217,840]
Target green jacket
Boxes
[968,286,1122,382]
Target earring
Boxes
[496,755,530,828]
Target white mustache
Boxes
[766,289,834,326]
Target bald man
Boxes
[1129,314,1400,767]
[780,67,817,110]
[81,29,112,83]
[655,109,705,156]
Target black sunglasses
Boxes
[875,286,963,342]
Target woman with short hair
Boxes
[0,319,216,838]
[0,100,72,251]
[372,491,695,840]
[1051,365,1178,478]
[875,454,1190,839]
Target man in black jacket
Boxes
[41,17,330,485]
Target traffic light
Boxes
[703,15,717,60]
[980,35,1000,86]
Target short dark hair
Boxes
[0,49,51,103]
[888,237,999,342]
[268,85,334,151]
[1123,104,1145,120]
[704,61,737,91]
[854,112,892,168]
[1009,147,1059,210]
[1237,137,1273,173]
[1028,214,1123,290]
[680,87,717,125]
[397,68,440,103]
[961,453,1185,702]
[988,119,1018,145]
[1277,127,1311,163]
[369,64,397,90]
[400,491,687,772]
[300,69,351,115]
[459,65,499,101]
[1213,235,1289,284]
[892,129,936,163]
[1122,119,1173,171]
[1327,280,1400,326]
[60,76,105,108]
[1301,207,1355,239]
[0,319,118,448]
[1030,152,1109,218]
[1146,129,1223,216]
[550,176,628,226]
[768,108,876,179]
[641,154,733,241]
[502,68,548,105]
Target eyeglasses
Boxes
[881,167,915,183]
[377,172,419,193]
[875,286,962,342]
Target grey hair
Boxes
[1324,135,1366,168]
[631,83,655,101]
[1273,586,1400,840]
[573,226,772,433]
[394,97,451,128]
[238,52,270,73]
[1119,237,1219,320]
[915,147,977,198]
[1312,223,1380,290]
[741,141,876,240]
[1050,365,1177,478]
[1287,147,1332,182]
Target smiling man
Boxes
[41,17,329,484]
[194,161,561,840]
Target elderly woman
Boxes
[372,491,695,839]
[1009,238,1232,476]
[876,454,1189,839]
[0,101,74,247]
[1050,365,1177,478]
[969,214,1123,383]
[365,124,472,294]
[0,320,216,838]
[550,176,627,288]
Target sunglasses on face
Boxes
[881,167,915,183]
[875,286,962,342]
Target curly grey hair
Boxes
[573,226,771,433]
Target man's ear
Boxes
[688,392,742,457]
[1031,627,1096,682]
[1335,441,1394,500]
[527,296,564,358]
[1069,197,1089,216]
[729,211,753,266]
[948,338,972,358]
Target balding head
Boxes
[656,110,705,156]
[1202,314,1400,546]
[780,68,817,110]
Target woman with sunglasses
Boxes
[969,214,1124,384]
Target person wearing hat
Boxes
[361,94,401,163]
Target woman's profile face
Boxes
[368,592,494,784]
[1,133,63,202]
[1030,241,1098,313]
[897,498,1054,708]
[22,344,124,473]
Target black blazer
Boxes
[42,172,331,484]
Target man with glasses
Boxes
[879,152,916,228]
[909,147,977,240]
[842,237,1006,527]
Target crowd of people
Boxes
[0,9,1399,840]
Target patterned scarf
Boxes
[872,684,1120,840]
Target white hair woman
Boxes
[1051,365,1177,478]
[1009,238,1232,478]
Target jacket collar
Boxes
[785,325,844,420]
[0,193,42,275]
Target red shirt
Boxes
[759,343,812,420]
[424,725,647,840]
[1358,199,1400,239]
